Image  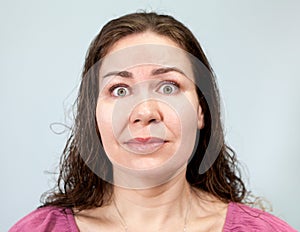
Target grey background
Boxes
[1,0,299,230]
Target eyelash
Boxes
[160,80,180,88]
[108,83,131,97]
[108,80,181,97]
[108,83,129,92]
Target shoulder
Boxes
[223,202,297,232]
[9,206,78,232]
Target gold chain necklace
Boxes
[113,190,192,232]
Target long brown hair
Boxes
[42,12,247,210]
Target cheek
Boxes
[163,108,182,135]
[169,94,199,145]
[186,90,200,110]
[96,101,114,141]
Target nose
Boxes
[129,100,162,125]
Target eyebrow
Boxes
[102,67,185,79]
[151,67,185,76]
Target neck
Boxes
[113,169,191,230]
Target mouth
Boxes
[123,137,167,154]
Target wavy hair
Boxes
[42,12,248,210]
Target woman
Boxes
[10,12,296,232]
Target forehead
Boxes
[99,44,194,80]
[107,32,181,54]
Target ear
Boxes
[197,105,205,129]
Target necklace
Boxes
[113,189,192,232]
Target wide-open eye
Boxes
[157,81,179,95]
[110,85,130,97]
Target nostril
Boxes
[149,118,157,123]
[132,118,158,124]
[133,119,141,123]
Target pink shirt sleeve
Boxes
[223,202,297,232]
[9,206,79,232]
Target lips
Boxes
[124,137,166,154]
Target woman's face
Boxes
[96,32,204,175]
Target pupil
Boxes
[164,86,172,94]
[118,88,125,96]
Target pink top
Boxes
[9,202,297,231]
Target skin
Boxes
[97,64,197,170]
[74,32,228,232]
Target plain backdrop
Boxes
[1,0,299,230]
